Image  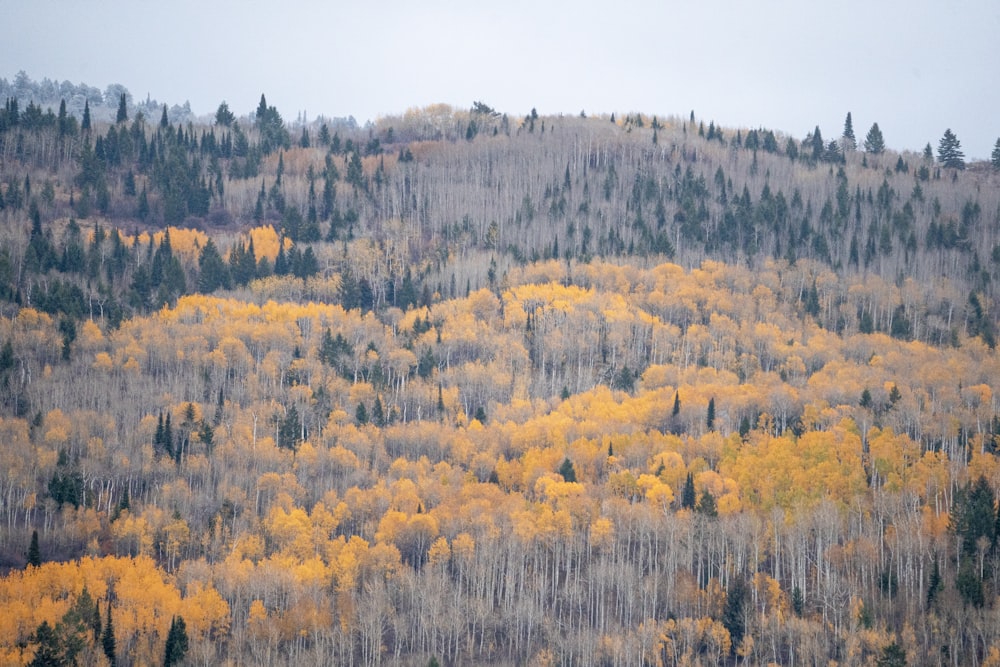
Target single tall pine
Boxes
[937,128,965,169]
[116,92,127,124]
[27,529,41,567]
[102,601,116,666]
[841,112,856,150]
[864,123,885,154]
[681,472,696,509]
[163,615,188,667]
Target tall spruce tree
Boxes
[116,92,127,124]
[992,137,1000,171]
[559,457,577,483]
[101,600,116,666]
[163,616,188,666]
[841,112,856,150]
[681,472,696,509]
[937,128,965,169]
[864,123,885,154]
[27,529,41,567]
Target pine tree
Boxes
[723,576,747,651]
[877,643,907,667]
[864,122,885,154]
[163,412,174,459]
[81,100,91,132]
[57,99,69,137]
[116,92,128,124]
[215,101,234,127]
[681,472,696,509]
[559,457,577,483]
[102,600,116,666]
[163,615,188,666]
[27,529,41,567]
[937,128,965,169]
[696,488,718,517]
[992,137,1000,171]
[30,620,60,667]
[706,397,716,430]
[809,126,824,161]
[197,238,230,292]
[927,558,942,609]
[278,405,301,450]
[841,112,856,150]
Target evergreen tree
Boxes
[809,125,824,161]
[81,100,91,132]
[163,412,174,459]
[723,576,747,652]
[278,405,301,450]
[163,615,188,667]
[113,486,130,521]
[198,421,215,455]
[559,457,577,483]
[864,122,885,154]
[29,620,60,667]
[696,488,718,517]
[101,601,116,666]
[372,395,385,427]
[58,587,97,663]
[841,111,856,150]
[876,643,907,667]
[254,94,290,154]
[197,238,230,292]
[681,472,696,509]
[57,99,70,138]
[116,92,127,124]
[791,586,804,616]
[992,137,1000,171]
[27,528,41,567]
[926,558,942,609]
[950,476,996,555]
[937,128,965,169]
[215,101,235,127]
[706,397,716,430]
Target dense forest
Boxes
[2,72,1000,665]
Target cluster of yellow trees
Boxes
[1,252,1000,665]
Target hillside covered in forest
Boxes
[1,74,1000,665]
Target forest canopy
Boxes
[1,75,1000,665]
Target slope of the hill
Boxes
[0,81,999,665]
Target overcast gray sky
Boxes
[3,0,998,158]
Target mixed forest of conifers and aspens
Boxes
[2,74,1000,666]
